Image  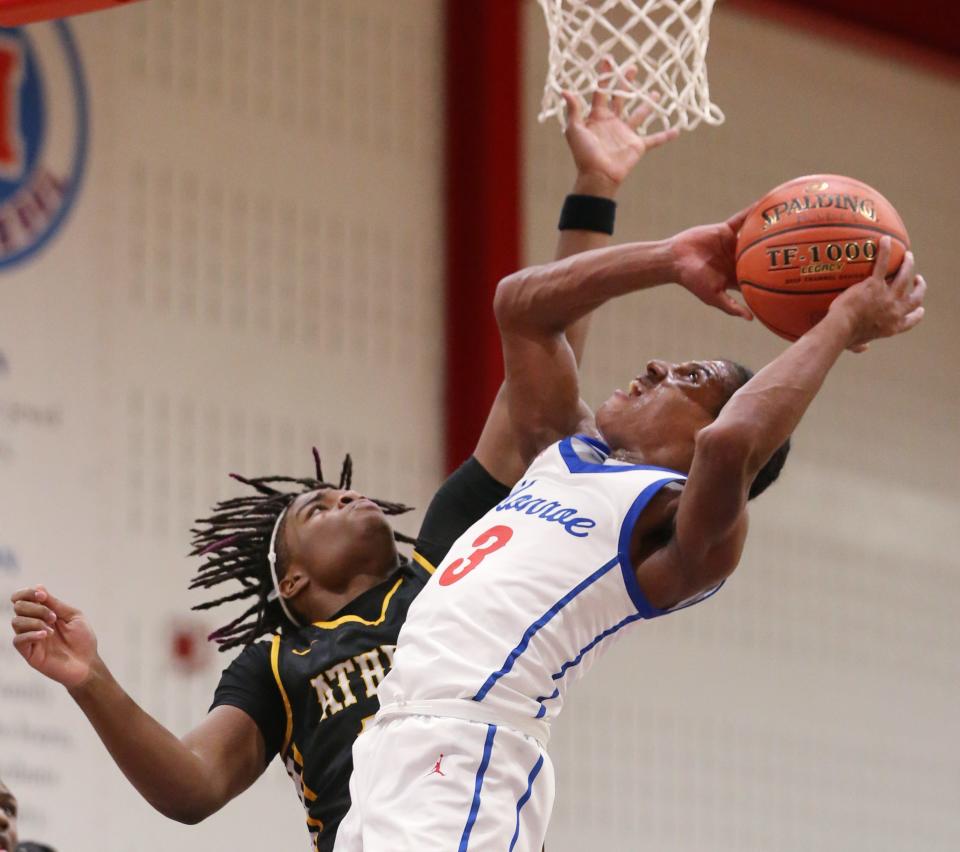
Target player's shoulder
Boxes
[213,636,277,695]
[409,549,438,580]
[230,636,275,665]
[414,455,512,568]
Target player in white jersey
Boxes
[336,226,926,850]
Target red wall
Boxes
[729,0,960,77]
[444,0,522,473]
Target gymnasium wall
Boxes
[523,3,960,851]
[0,2,445,850]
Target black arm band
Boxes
[558,194,617,235]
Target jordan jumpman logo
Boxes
[427,753,446,776]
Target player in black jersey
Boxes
[9,80,678,850]
[192,450,513,848]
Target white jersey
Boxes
[380,435,722,729]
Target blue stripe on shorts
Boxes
[509,754,545,851]
[458,724,498,851]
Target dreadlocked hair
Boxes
[189,448,415,652]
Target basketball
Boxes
[735,174,910,341]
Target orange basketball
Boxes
[735,174,909,341]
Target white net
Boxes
[537,0,725,133]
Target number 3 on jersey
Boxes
[438,525,513,586]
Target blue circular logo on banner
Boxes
[0,21,87,270]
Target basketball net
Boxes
[537,0,725,133]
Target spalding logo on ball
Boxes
[735,174,910,341]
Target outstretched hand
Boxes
[11,585,98,689]
[563,62,680,197]
[669,207,753,321]
[829,237,926,351]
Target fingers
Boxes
[35,587,79,620]
[907,274,927,310]
[12,615,55,635]
[642,127,680,151]
[11,586,79,619]
[627,92,656,128]
[727,295,754,321]
[715,291,754,321]
[891,249,915,295]
[610,64,637,116]
[11,586,44,604]
[14,631,49,648]
[562,91,582,128]
[891,260,925,335]
[13,599,57,624]
[13,631,49,666]
[725,205,753,234]
[901,305,925,332]
[591,58,613,114]
[871,235,891,280]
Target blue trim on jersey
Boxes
[668,578,726,612]
[472,557,620,702]
[560,436,685,478]
[533,690,557,718]
[574,433,610,455]
[509,754,545,852]
[459,724,497,852]
[617,477,687,617]
[534,612,644,718]
[553,612,641,678]
[617,478,726,618]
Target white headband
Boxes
[266,506,302,628]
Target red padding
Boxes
[0,0,143,26]
[444,0,522,474]
[728,0,960,79]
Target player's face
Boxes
[595,359,737,469]
[0,780,18,852]
[281,488,398,589]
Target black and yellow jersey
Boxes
[211,456,510,851]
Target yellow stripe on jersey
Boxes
[270,634,294,756]
[290,743,322,804]
[311,576,404,629]
[292,745,320,803]
[411,550,436,575]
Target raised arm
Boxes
[554,70,679,361]
[473,71,678,486]
[10,586,266,824]
[635,239,927,608]
[495,209,752,465]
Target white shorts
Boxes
[334,714,554,852]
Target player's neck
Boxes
[594,424,686,470]
[302,558,401,623]
[609,447,648,465]
[608,442,692,473]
